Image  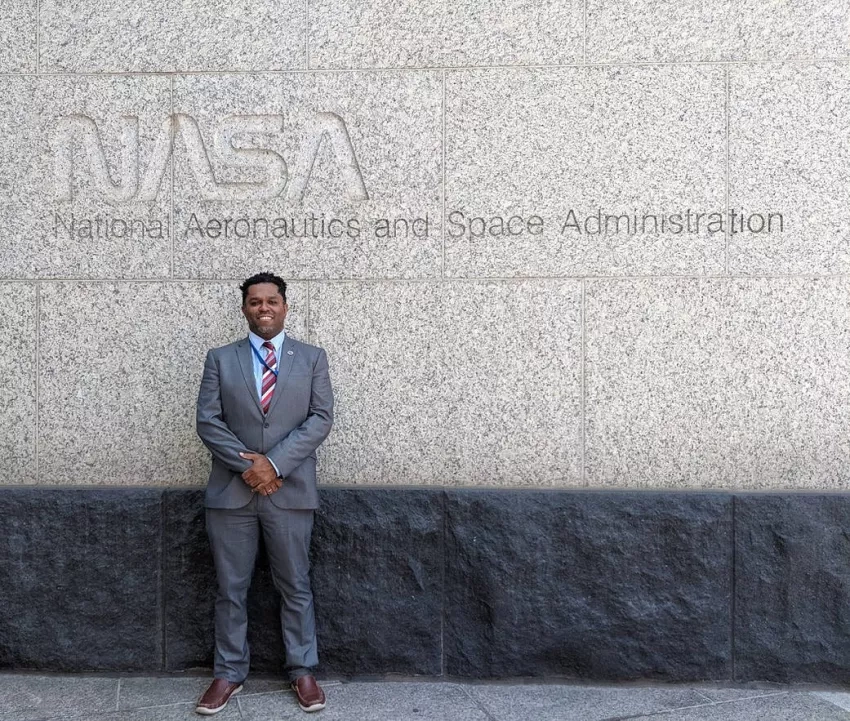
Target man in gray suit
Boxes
[194,272,333,715]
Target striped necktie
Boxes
[260,341,277,414]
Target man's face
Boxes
[242,282,288,340]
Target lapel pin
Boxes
[287,350,294,355]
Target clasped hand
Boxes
[239,451,282,496]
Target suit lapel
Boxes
[267,334,296,417]
[236,338,263,415]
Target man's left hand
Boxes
[254,478,283,496]
[240,452,278,487]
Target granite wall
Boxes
[1,3,849,491]
[1,0,850,683]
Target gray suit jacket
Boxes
[196,334,334,510]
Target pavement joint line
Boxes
[457,684,501,721]
[813,691,850,715]
[692,689,715,703]
[10,710,120,721]
[687,690,790,705]
[691,690,790,703]
[0,679,830,720]
[115,687,300,712]
[115,677,120,711]
[604,691,795,719]
[97,699,212,712]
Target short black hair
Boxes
[240,272,287,304]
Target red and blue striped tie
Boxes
[260,341,277,414]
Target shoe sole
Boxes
[195,684,243,715]
[298,700,326,713]
[290,682,326,712]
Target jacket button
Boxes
[264,422,270,428]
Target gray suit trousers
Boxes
[206,495,318,682]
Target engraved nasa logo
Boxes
[51,112,369,204]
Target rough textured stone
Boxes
[0,488,161,671]
[0,284,36,484]
[11,486,850,684]
[40,0,306,72]
[735,495,850,683]
[172,73,442,280]
[0,76,171,279]
[162,488,215,670]
[309,0,583,68]
[0,2,36,72]
[587,0,850,62]
[38,281,306,486]
[729,64,850,275]
[445,66,725,277]
[445,490,733,680]
[310,280,582,486]
[585,278,850,489]
[310,488,443,675]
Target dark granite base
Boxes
[445,490,732,680]
[310,488,443,676]
[1,486,847,682]
[161,488,214,671]
[0,489,162,671]
[735,494,850,683]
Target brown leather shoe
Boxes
[290,675,326,712]
[195,678,243,715]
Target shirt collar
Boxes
[249,329,286,354]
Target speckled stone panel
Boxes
[445,66,726,278]
[0,76,171,279]
[585,278,850,489]
[729,63,850,275]
[0,488,161,671]
[0,2,37,72]
[40,0,306,72]
[445,490,733,679]
[38,281,306,485]
[735,494,850,683]
[0,284,36,485]
[172,73,442,280]
[587,0,850,62]
[309,0,583,69]
[309,280,582,486]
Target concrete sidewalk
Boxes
[4,673,850,721]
